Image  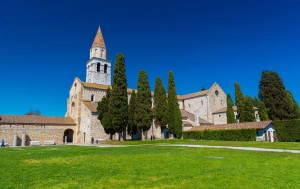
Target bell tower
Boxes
[86,27,111,85]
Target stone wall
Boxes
[0,124,76,146]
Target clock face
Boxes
[215,90,219,96]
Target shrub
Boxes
[183,129,256,141]
[273,119,300,142]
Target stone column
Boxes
[65,136,67,143]
[13,133,18,147]
[21,132,26,146]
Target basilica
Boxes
[0,27,274,146]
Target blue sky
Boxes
[0,0,299,116]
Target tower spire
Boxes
[92,26,106,47]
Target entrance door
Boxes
[63,129,74,143]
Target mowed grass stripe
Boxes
[0,145,299,189]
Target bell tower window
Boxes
[97,63,100,72]
[104,64,108,73]
[91,94,94,102]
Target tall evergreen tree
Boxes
[153,77,168,129]
[258,101,269,121]
[226,93,235,123]
[97,89,115,139]
[244,96,255,122]
[135,70,152,139]
[167,71,182,138]
[128,90,137,139]
[259,71,296,120]
[97,88,110,122]
[234,83,245,122]
[286,90,300,119]
[108,53,128,140]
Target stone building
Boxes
[0,26,262,145]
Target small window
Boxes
[97,63,100,72]
[201,101,203,106]
[219,114,221,117]
[91,94,94,102]
[215,90,219,96]
[104,64,108,73]
[72,102,75,107]
[221,100,223,105]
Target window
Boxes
[104,64,108,73]
[101,49,104,58]
[221,100,223,105]
[215,90,219,96]
[91,94,94,102]
[201,101,203,106]
[72,102,75,107]
[97,63,100,72]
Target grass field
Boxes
[103,139,300,150]
[0,144,300,189]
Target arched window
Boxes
[97,63,100,72]
[104,64,108,73]
[91,94,94,102]
[72,102,75,107]
[101,49,104,58]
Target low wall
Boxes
[0,124,76,146]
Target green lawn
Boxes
[0,145,299,188]
[103,139,300,150]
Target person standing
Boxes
[1,139,4,147]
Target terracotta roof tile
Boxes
[92,27,106,47]
[0,115,76,125]
[189,121,272,131]
[178,90,209,100]
[181,109,212,125]
[212,107,227,114]
[83,101,98,113]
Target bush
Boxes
[183,129,256,141]
[273,119,300,142]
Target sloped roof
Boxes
[232,106,258,112]
[181,109,212,125]
[92,26,106,47]
[83,101,98,113]
[212,107,227,114]
[178,90,209,100]
[189,121,272,131]
[0,115,76,125]
[82,82,111,90]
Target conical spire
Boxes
[92,26,106,47]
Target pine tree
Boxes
[259,71,296,120]
[128,90,137,138]
[135,70,152,139]
[168,71,182,138]
[226,93,235,123]
[153,77,168,130]
[108,53,128,140]
[244,96,255,122]
[234,83,245,122]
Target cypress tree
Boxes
[135,70,152,139]
[108,53,128,140]
[167,71,182,138]
[234,83,245,122]
[128,90,137,139]
[259,71,295,120]
[226,93,235,123]
[286,90,300,119]
[258,101,269,121]
[97,89,115,139]
[97,88,110,122]
[244,96,255,122]
[153,77,168,129]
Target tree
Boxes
[234,83,245,122]
[153,77,168,130]
[128,90,137,139]
[108,53,128,140]
[226,93,235,123]
[167,71,182,138]
[97,89,115,139]
[201,86,206,91]
[258,101,269,121]
[135,70,152,140]
[259,71,296,120]
[97,88,110,122]
[244,96,255,122]
[286,90,300,119]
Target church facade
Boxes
[0,27,262,146]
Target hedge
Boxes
[183,128,256,141]
[273,119,300,142]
